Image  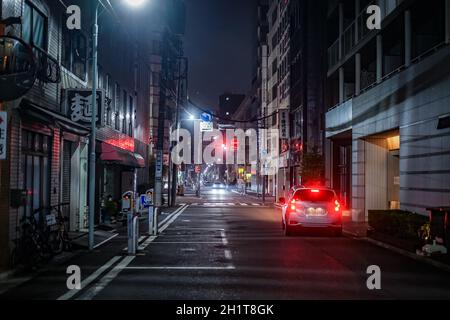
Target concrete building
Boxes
[325,0,450,221]
[263,0,327,200]
[289,0,327,187]
[256,1,270,197]
[266,0,283,198]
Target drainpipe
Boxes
[376,35,383,83]
[355,0,360,46]
[446,0,450,44]
[339,67,345,104]
[355,53,361,96]
[339,2,344,60]
[405,10,412,67]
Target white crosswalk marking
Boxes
[187,202,266,208]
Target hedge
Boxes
[368,210,429,241]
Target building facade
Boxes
[261,0,327,201]
[325,0,450,221]
[0,0,183,270]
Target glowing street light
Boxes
[124,0,146,7]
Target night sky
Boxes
[185,0,258,112]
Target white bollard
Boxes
[148,205,154,235]
[153,207,159,235]
[127,213,136,255]
[135,215,139,251]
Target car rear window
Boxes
[293,190,335,202]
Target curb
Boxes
[0,250,83,295]
[0,269,16,281]
[343,230,450,273]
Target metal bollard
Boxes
[127,213,135,255]
[153,207,159,235]
[148,205,154,235]
[135,215,139,251]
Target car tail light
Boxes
[290,199,296,211]
[335,200,341,212]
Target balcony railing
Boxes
[328,38,340,70]
[343,21,355,57]
[34,46,61,84]
[327,0,404,70]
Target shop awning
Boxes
[20,99,90,136]
[100,142,145,168]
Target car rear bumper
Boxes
[287,217,342,229]
[288,223,342,230]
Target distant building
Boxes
[263,0,327,201]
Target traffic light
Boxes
[232,137,238,151]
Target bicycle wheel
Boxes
[48,231,64,255]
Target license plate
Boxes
[306,208,327,216]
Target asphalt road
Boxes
[1,187,450,300]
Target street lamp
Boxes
[124,0,146,7]
[88,0,146,251]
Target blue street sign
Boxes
[201,112,212,122]
[140,190,153,209]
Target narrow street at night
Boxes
[1,186,450,300]
[1,0,450,310]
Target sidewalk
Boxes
[0,205,183,284]
[232,189,276,202]
[342,217,450,273]
[342,218,369,238]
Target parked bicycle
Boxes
[11,203,72,270]
[46,203,73,254]
[11,212,52,270]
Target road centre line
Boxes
[77,256,136,300]
[123,204,189,251]
[148,241,224,244]
[124,266,236,270]
[61,205,190,300]
[158,204,188,227]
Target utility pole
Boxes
[170,59,182,207]
[88,2,100,251]
[154,31,168,207]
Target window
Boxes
[152,72,160,86]
[293,190,336,202]
[129,95,134,137]
[272,112,277,126]
[115,83,121,130]
[23,1,47,51]
[272,85,278,102]
[272,58,278,76]
[98,66,104,90]
[271,6,278,25]
[21,130,51,219]
[62,29,87,80]
[122,90,128,134]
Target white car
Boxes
[280,187,343,236]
